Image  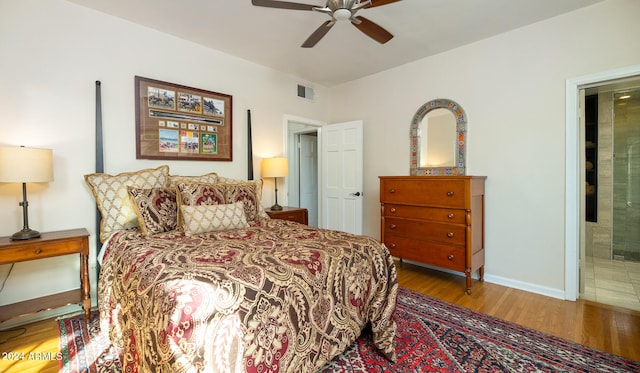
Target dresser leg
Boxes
[465,269,472,294]
[479,266,485,282]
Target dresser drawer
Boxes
[383,217,465,246]
[382,204,465,224]
[0,238,85,263]
[380,178,466,208]
[383,234,465,272]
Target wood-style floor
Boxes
[1,261,639,372]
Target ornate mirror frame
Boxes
[410,98,467,176]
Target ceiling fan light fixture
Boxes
[251,0,400,47]
[333,8,352,20]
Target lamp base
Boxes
[270,203,283,211]
[11,228,41,240]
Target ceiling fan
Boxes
[251,0,402,48]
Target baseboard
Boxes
[484,274,565,300]
[399,259,566,300]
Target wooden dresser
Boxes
[379,176,486,293]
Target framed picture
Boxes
[135,76,232,161]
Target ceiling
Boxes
[68,0,602,87]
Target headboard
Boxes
[93,80,254,268]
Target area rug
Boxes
[58,287,640,372]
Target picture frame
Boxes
[135,76,232,161]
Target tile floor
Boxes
[581,256,640,311]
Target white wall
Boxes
[328,0,640,297]
[0,0,328,318]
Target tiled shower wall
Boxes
[586,89,640,261]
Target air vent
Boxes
[297,84,314,100]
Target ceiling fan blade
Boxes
[251,0,317,11]
[351,16,393,44]
[368,0,402,8]
[302,20,334,48]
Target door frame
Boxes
[565,64,640,300]
[283,115,326,226]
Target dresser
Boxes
[379,176,486,293]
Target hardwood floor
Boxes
[1,260,639,372]
[0,317,60,373]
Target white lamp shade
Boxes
[0,146,54,183]
[261,157,289,178]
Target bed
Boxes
[87,84,397,372]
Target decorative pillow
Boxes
[167,172,218,188]
[175,182,228,228]
[181,202,249,236]
[218,177,268,220]
[128,187,177,236]
[176,182,227,206]
[84,165,170,242]
[224,181,264,222]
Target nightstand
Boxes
[0,228,91,322]
[265,206,308,225]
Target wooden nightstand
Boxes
[266,206,308,225]
[0,228,91,322]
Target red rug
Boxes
[58,287,640,372]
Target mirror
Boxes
[410,98,466,175]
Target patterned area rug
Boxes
[58,287,640,372]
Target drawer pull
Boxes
[448,213,455,219]
[447,232,454,238]
[389,243,396,248]
[447,191,455,197]
[389,224,397,230]
[35,248,42,254]
[389,189,396,193]
[390,207,396,213]
[448,254,454,261]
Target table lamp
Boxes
[0,146,54,240]
[261,157,288,211]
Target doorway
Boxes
[565,65,640,309]
[285,116,323,227]
[580,80,640,310]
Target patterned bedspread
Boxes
[98,219,397,372]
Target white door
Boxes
[321,120,364,234]
[299,133,318,226]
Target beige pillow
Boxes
[128,187,177,236]
[84,165,170,242]
[181,202,249,236]
[167,172,218,188]
[218,177,268,220]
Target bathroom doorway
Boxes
[580,78,640,310]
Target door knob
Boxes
[351,192,361,196]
